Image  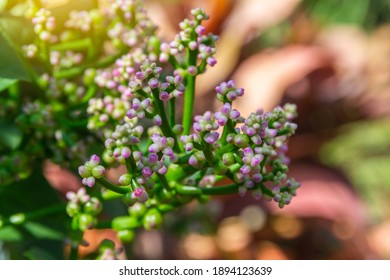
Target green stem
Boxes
[1,204,66,228]
[182,50,197,135]
[50,38,92,52]
[151,88,181,152]
[69,245,79,260]
[202,140,215,165]
[125,151,137,174]
[157,174,171,190]
[176,183,239,196]
[169,97,176,127]
[216,143,237,157]
[96,178,130,194]
[101,190,125,201]
[54,52,124,79]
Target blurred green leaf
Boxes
[23,222,65,241]
[0,165,66,258]
[0,121,23,150]
[320,118,390,221]
[0,77,16,92]
[0,226,23,241]
[304,0,370,25]
[24,246,59,260]
[0,25,30,81]
[0,0,7,12]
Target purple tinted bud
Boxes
[195,25,206,36]
[153,115,162,126]
[193,123,202,132]
[170,154,178,163]
[240,165,251,175]
[252,189,262,200]
[188,155,198,167]
[230,110,241,120]
[85,177,96,188]
[105,139,115,149]
[206,57,217,66]
[187,66,197,76]
[238,186,247,197]
[126,109,137,119]
[135,71,146,80]
[244,180,255,188]
[133,187,144,198]
[90,155,100,166]
[162,147,173,157]
[148,153,158,164]
[159,91,170,101]
[251,135,262,145]
[252,173,263,183]
[266,129,277,138]
[121,147,131,158]
[188,41,198,50]
[158,165,167,175]
[251,157,261,167]
[113,147,121,158]
[142,167,152,177]
[148,144,159,153]
[133,151,142,161]
[236,88,244,96]
[99,114,108,122]
[159,53,169,63]
[204,132,219,144]
[226,91,237,101]
[185,143,193,151]
[148,78,159,88]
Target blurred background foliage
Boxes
[0,0,390,259]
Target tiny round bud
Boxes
[78,213,96,231]
[92,165,105,178]
[84,197,102,215]
[117,229,135,243]
[143,208,163,230]
[234,134,250,148]
[66,202,80,217]
[118,174,132,186]
[128,202,147,218]
[222,152,235,166]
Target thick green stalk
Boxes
[157,173,171,190]
[182,51,197,135]
[169,98,176,127]
[151,88,181,153]
[220,119,236,145]
[69,245,79,260]
[96,177,131,194]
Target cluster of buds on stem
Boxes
[71,4,300,243]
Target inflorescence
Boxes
[3,0,300,250]
[74,1,300,238]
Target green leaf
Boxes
[0,0,7,12]
[0,226,23,241]
[23,222,65,241]
[0,77,16,92]
[0,121,23,150]
[0,25,30,81]
[24,246,59,260]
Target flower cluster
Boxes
[78,155,106,187]
[66,188,102,231]
[67,3,300,243]
[32,8,56,42]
